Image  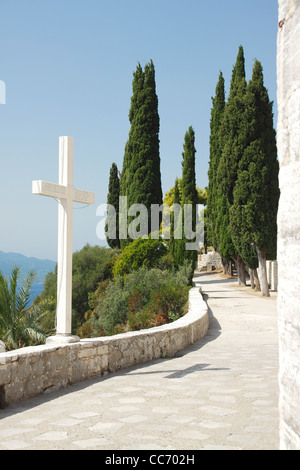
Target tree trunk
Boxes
[249,269,255,289]
[222,259,233,276]
[233,255,246,286]
[254,269,261,291]
[222,258,228,275]
[222,261,227,275]
[254,245,269,297]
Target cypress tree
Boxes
[230,60,279,296]
[180,126,198,271]
[120,64,144,198]
[217,46,248,284]
[218,45,247,204]
[120,60,162,245]
[105,163,120,249]
[169,177,181,262]
[215,193,236,274]
[182,126,197,207]
[207,71,225,251]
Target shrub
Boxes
[147,284,190,321]
[93,276,130,335]
[112,238,168,278]
[78,262,193,337]
[35,244,118,332]
[127,308,156,331]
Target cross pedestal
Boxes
[32,136,95,344]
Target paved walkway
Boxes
[0,272,279,450]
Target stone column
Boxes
[272,261,278,292]
[266,261,272,288]
[277,0,300,450]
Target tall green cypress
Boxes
[105,163,120,249]
[169,177,181,261]
[230,60,279,296]
[179,126,198,270]
[120,61,162,245]
[182,126,197,207]
[218,45,247,204]
[120,64,144,199]
[217,46,248,284]
[207,71,225,251]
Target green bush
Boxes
[79,262,193,337]
[112,238,168,278]
[146,284,190,320]
[34,244,117,332]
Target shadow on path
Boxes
[193,271,238,286]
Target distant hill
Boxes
[0,251,56,285]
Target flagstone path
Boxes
[0,272,279,450]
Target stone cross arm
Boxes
[32,180,95,205]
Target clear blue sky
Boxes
[0,0,279,261]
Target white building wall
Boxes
[277,0,300,450]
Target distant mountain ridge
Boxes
[0,251,56,284]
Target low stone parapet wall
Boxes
[0,286,208,408]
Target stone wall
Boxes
[0,286,208,408]
[277,0,300,450]
[197,251,222,272]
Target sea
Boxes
[29,284,44,306]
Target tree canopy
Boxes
[207,47,279,294]
[120,60,162,245]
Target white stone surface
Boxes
[277,0,300,450]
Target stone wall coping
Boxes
[0,286,206,361]
[0,285,209,407]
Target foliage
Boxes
[34,244,117,332]
[147,284,190,320]
[209,46,248,282]
[216,46,248,272]
[72,244,116,326]
[164,178,207,208]
[169,177,181,261]
[30,296,56,336]
[181,126,197,207]
[206,47,279,294]
[207,71,225,250]
[229,60,279,294]
[217,45,247,205]
[120,60,163,247]
[173,126,198,270]
[0,267,47,350]
[126,284,189,331]
[230,60,279,261]
[78,262,193,337]
[112,237,168,278]
[106,162,120,249]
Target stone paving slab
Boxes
[0,273,279,450]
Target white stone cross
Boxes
[32,136,95,343]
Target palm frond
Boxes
[16,271,37,314]
[0,268,45,350]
